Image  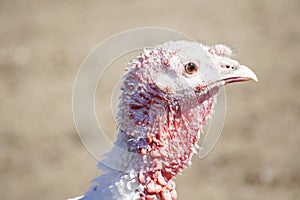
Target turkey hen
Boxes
[70,41,258,200]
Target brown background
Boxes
[1,0,300,199]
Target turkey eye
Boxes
[185,62,198,74]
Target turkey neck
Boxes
[118,67,217,178]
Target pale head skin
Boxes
[79,41,258,200]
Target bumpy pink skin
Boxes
[208,44,233,57]
[118,48,217,200]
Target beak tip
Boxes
[252,74,259,82]
[240,65,258,83]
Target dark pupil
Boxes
[187,63,196,71]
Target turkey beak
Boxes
[221,65,258,84]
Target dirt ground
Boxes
[1,0,300,200]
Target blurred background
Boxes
[1,0,300,199]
